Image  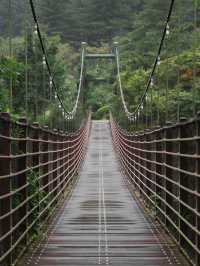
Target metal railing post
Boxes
[32,122,41,233]
[42,126,49,196]
[53,129,58,200]
[162,125,167,227]
[195,113,200,265]
[18,117,28,246]
[155,127,162,221]
[0,112,12,265]
[60,131,64,196]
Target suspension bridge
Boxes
[0,0,200,265]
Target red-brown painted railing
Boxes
[110,114,200,266]
[0,112,91,266]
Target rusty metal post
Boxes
[179,118,189,252]
[0,112,12,265]
[124,133,130,178]
[151,129,157,215]
[141,132,144,196]
[135,134,140,194]
[41,126,49,196]
[143,130,152,201]
[132,133,136,186]
[138,133,142,196]
[32,122,40,232]
[68,134,73,181]
[155,127,162,221]
[164,122,172,230]
[32,122,40,168]
[18,117,28,245]
[48,131,53,195]
[130,134,135,182]
[64,133,68,185]
[165,124,171,231]
[57,132,63,195]
[129,134,134,182]
[62,132,66,190]
[177,120,182,247]
[195,112,200,265]
[161,126,166,226]
[60,131,64,196]
[53,129,58,200]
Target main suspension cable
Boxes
[115,0,175,120]
[29,0,85,120]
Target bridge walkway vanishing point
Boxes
[24,121,189,266]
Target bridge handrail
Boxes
[110,113,200,266]
[0,112,91,265]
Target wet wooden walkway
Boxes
[25,121,189,266]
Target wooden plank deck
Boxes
[25,121,189,266]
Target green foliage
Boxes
[27,169,40,232]
[27,169,52,233]
[114,46,200,127]
[36,0,137,46]
[0,0,199,123]
[0,54,25,113]
[0,57,24,79]
[94,105,110,120]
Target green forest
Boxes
[0,0,200,129]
